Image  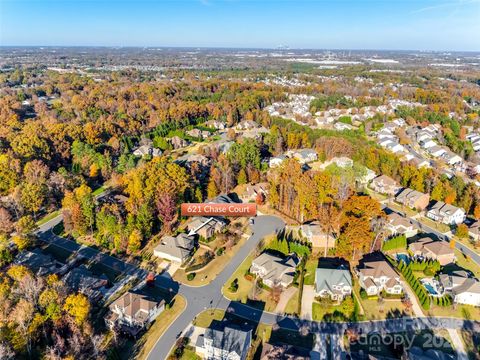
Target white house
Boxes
[439,272,480,307]
[268,155,287,168]
[426,201,466,225]
[428,146,447,158]
[105,291,165,336]
[197,326,252,360]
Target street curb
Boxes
[144,294,188,360]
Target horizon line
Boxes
[1,45,480,53]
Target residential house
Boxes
[269,155,287,168]
[63,265,109,301]
[369,175,401,196]
[408,237,455,266]
[169,136,189,149]
[260,344,310,360]
[439,271,480,307]
[188,216,227,240]
[385,213,419,238]
[426,201,466,225]
[105,291,165,336]
[442,151,463,166]
[241,182,268,203]
[241,126,269,140]
[196,325,252,360]
[289,149,318,164]
[419,139,437,149]
[132,145,162,157]
[236,120,259,130]
[314,266,352,301]
[356,259,403,296]
[205,120,226,130]
[14,248,61,276]
[153,233,195,263]
[384,141,405,154]
[250,252,299,288]
[186,128,211,139]
[395,188,430,211]
[299,222,335,248]
[468,221,480,241]
[428,146,447,158]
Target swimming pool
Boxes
[423,283,437,295]
[396,253,410,265]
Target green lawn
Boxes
[303,257,318,286]
[452,248,480,279]
[222,254,254,303]
[180,347,201,360]
[419,216,451,233]
[92,185,108,196]
[36,210,60,226]
[312,297,357,322]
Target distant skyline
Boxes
[1,0,480,51]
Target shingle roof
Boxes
[204,325,251,356]
[315,267,352,294]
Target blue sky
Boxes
[1,0,479,51]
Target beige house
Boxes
[153,233,195,263]
[395,188,430,211]
[299,222,335,248]
[408,237,455,266]
[369,175,400,196]
[468,221,480,241]
[250,253,299,288]
[356,259,403,296]
[385,213,419,238]
[105,291,165,336]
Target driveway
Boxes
[401,281,424,317]
[301,285,315,320]
[447,328,468,360]
[275,287,297,314]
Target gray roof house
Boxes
[289,149,318,164]
[153,233,195,263]
[439,271,480,306]
[250,253,299,288]
[314,266,352,301]
[426,201,466,225]
[196,325,252,360]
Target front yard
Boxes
[222,254,280,312]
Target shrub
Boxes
[229,278,239,292]
[216,247,225,256]
[187,273,196,281]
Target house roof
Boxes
[395,188,428,204]
[357,260,398,280]
[409,237,454,257]
[260,343,310,360]
[452,278,480,296]
[154,234,195,260]
[204,325,251,356]
[428,201,464,217]
[251,252,298,285]
[371,175,398,187]
[387,212,415,230]
[315,266,352,294]
[110,291,163,319]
